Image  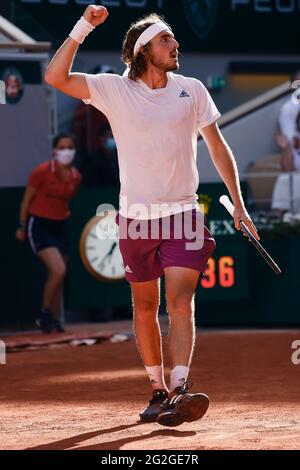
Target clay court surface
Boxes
[1,321,300,450]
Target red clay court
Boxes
[1,321,299,450]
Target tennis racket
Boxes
[219,195,282,275]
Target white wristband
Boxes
[69,16,95,44]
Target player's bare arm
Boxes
[201,122,260,240]
[44,5,109,100]
[15,185,37,242]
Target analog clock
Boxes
[79,212,125,282]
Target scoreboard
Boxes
[199,240,248,301]
[196,183,248,302]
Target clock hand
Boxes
[103,242,118,266]
[107,242,117,257]
[98,242,118,270]
[98,242,117,264]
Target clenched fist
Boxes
[83,5,109,27]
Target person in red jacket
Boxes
[16,134,82,333]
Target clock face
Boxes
[80,213,125,282]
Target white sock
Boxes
[145,364,167,391]
[170,365,189,392]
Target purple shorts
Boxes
[116,209,216,283]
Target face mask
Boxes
[55,149,76,165]
[104,138,117,152]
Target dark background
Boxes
[0,0,298,54]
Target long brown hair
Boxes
[121,13,171,81]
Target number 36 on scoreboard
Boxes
[200,256,235,289]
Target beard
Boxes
[149,54,179,72]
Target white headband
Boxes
[133,22,171,57]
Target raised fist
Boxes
[83,5,109,28]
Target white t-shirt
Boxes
[278,95,300,142]
[83,72,221,219]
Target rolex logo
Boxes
[197,193,212,215]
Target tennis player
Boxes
[45,5,259,426]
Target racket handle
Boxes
[220,194,249,236]
[219,195,234,217]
